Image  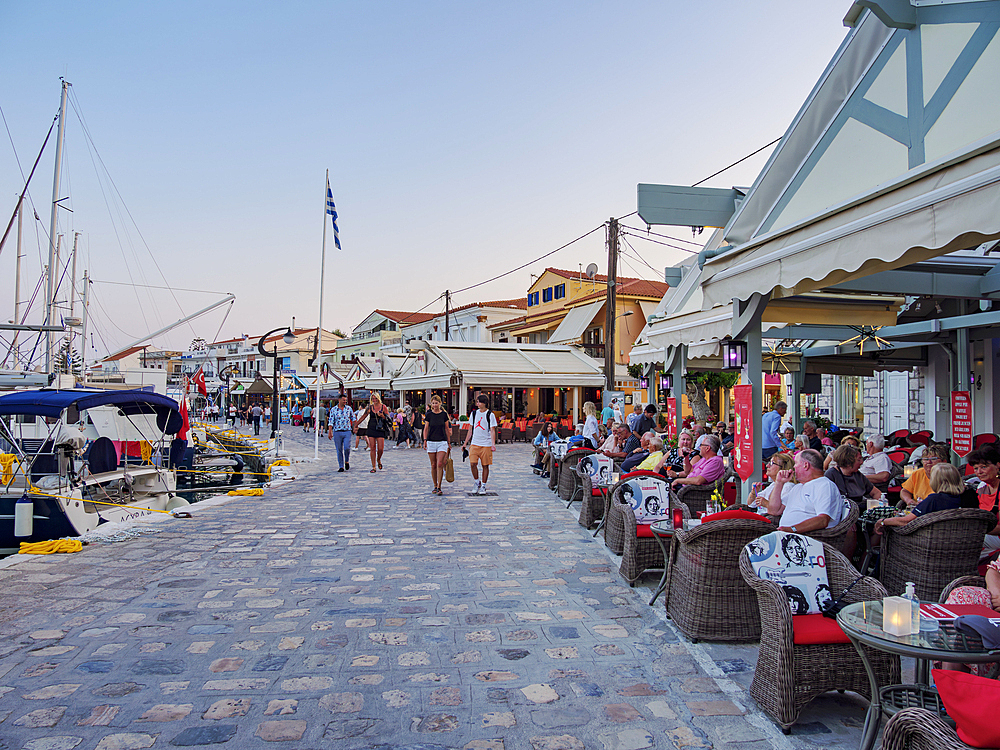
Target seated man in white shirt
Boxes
[860,434,893,491]
[766,449,846,533]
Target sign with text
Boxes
[666,397,677,436]
[952,390,973,457]
[734,384,754,481]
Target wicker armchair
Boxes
[676,478,723,515]
[618,493,690,585]
[739,543,900,733]
[577,459,622,529]
[880,508,997,599]
[557,448,595,505]
[882,707,974,750]
[804,500,859,554]
[604,471,667,555]
[548,455,560,491]
[664,516,774,642]
[525,424,541,443]
[499,426,513,444]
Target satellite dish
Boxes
[585,263,599,279]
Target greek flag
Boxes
[326,179,341,250]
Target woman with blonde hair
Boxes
[748,452,795,510]
[356,392,391,472]
[582,401,600,449]
[423,395,452,495]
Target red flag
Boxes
[193,367,208,397]
[177,397,190,442]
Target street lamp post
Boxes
[219,364,238,426]
[258,327,295,439]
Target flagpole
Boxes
[314,171,328,460]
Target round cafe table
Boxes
[837,599,1000,750]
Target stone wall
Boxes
[863,376,881,436]
[909,369,926,433]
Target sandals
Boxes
[378,462,383,470]
[432,487,441,495]
[370,468,377,473]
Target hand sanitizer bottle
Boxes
[902,582,920,635]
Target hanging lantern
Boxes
[722,340,748,371]
[659,373,673,391]
[639,377,649,390]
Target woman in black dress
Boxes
[356,393,391,472]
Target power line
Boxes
[691,137,781,188]
[621,230,696,254]
[452,224,604,296]
[618,234,663,277]
[619,224,704,246]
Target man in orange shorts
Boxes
[463,394,497,495]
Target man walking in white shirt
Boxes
[463,394,497,495]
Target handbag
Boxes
[445,454,455,483]
[822,574,866,619]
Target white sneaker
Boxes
[477,484,488,495]
[473,480,482,494]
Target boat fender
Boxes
[165,494,190,512]
[14,493,33,538]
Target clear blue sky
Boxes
[0,1,851,360]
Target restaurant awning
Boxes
[548,300,604,344]
[697,7,1000,308]
[392,341,606,389]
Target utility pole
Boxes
[604,217,619,394]
[444,290,451,341]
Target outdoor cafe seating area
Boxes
[529,422,1000,748]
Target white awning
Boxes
[637,300,659,321]
[548,300,603,344]
[627,342,665,366]
[703,141,1000,307]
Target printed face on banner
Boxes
[416,352,426,377]
[747,532,829,615]
[621,479,670,523]
[581,454,615,486]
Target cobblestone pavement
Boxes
[0,427,881,749]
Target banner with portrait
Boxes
[579,454,614,487]
[620,477,671,524]
[746,531,829,615]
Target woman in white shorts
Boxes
[423,394,453,495]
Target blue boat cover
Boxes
[0,389,181,434]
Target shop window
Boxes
[542,287,553,303]
[554,283,565,299]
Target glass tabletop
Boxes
[649,520,677,535]
[838,600,1000,661]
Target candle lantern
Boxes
[672,507,684,530]
[882,596,913,636]
[639,377,649,390]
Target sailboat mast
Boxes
[45,79,70,375]
[11,202,23,366]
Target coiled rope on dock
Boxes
[19,538,84,554]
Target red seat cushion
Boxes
[791,614,851,645]
[700,509,770,524]
[636,524,655,538]
[933,668,1000,747]
[592,489,603,497]
[621,470,666,481]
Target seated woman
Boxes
[941,559,1000,673]
[968,445,1000,561]
[874,463,977,536]
[747,452,795,511]
[671,434,725,492]
[778,425,796,453]
[532,422,558,477]
[899,443,949,508]
[635,436,665,472]
[654,430,699,479]
[824,433,860,470]
[825,444,883,512]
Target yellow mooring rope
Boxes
[19,538,84,554]
[227,488,264,496]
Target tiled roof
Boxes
[488,315,527,330]
[542,267,668,295]
[374,309,438,325]
[569,277,670,304]
[448,297,527,315]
